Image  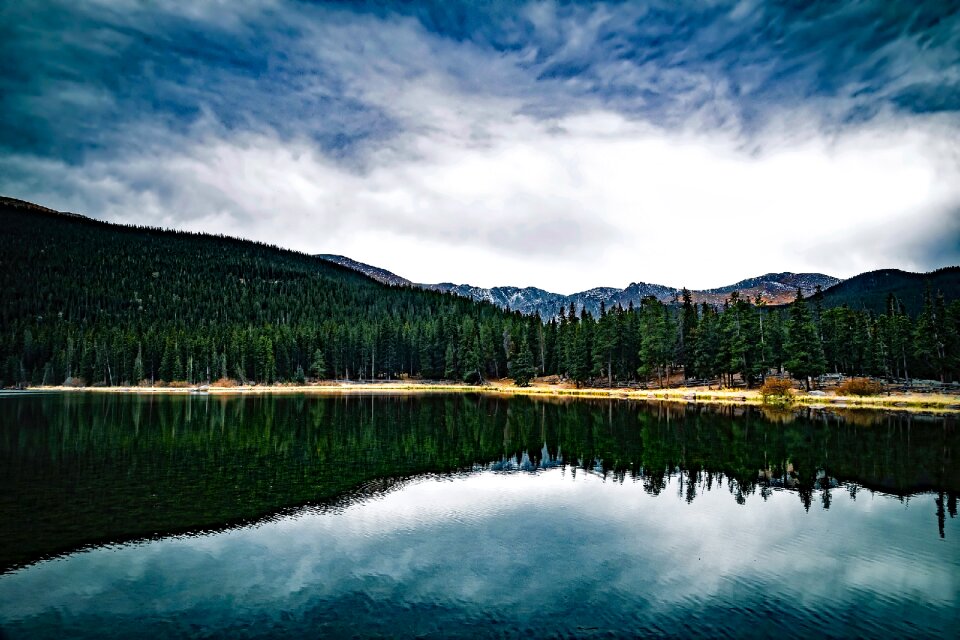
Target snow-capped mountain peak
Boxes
[317,254,841,318]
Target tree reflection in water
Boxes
[1,393,956,571]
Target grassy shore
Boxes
[15,380,960,413]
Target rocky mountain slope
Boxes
[317,255,841,318]
[316,254,413,287]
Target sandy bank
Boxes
[9,381,960,413]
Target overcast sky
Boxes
[2,1,959,293]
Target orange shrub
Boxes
[760,378,794,402]
[210,377,238,388]
[836,377,883,396]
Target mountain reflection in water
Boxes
[0,393,957,638]
[1,393,956,571]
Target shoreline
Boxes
[8,382,960,413]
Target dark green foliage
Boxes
[0,203,530,386]
[591,301,619,387]
[724,293,767,388]
[637,297,673,387]
[132,345,144,385]
[678,288,698,379]
[1,200,958,388]
[510,335,536,387]
[913,287,948,381]
[309,348,327,380]
[784,290,826,389]
[693,303,720,381]
[570,314,593,387]
[819,267,960,315]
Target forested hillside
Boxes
[1,198,958,389]
[820,267,960,314]
[0,199,533,386]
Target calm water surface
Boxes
[0,393,958,638]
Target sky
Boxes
[2,0,959,293]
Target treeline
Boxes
[530,286,960,388]
[1,204,958,388]
[0,206,535,387]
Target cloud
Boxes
[1,470,955,631]
[1,1,958,292]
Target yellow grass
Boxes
[19,380,960,413]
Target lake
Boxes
[0,393,957,638]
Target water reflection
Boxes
[1,393,957,573]
[0,469,957,639]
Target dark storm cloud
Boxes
[344,0,960,123]
[0,1,399,163]
[5,0,958,161]
[1,1,958,287]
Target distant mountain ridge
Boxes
[820,267,960,315]
[316,255,841,318]
[317,254,413,287]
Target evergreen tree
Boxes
[785,289,826,390]
[570,322,592,387]
[256,335,275,383]
[510,335,537,387]
[637,297,673,387]
[592,301,617,387]
[460,329,484,384]
[172,347,184,382]
[913,285,947,381]
[159,338,174,382]
[884,294,913,382]
[133,345,145,384]
[678,288,698,379]
[443,342,458,380]
[310,348,327,379]
[731,295,765,387]
[944,300,960,382]
[693,303,720,382]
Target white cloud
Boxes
[6,105,958,293]
[1,470,954,623]
[3,1,959,293]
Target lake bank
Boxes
[11,381,960,412]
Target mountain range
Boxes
[318,254,841,317]
[3,195,952,321]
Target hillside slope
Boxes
[821,267,960,314]
[0,197,528,386]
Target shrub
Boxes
[760,378,794,403]
[836,377,883,397]
[167,380,191,388]
[210,377,238,388]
